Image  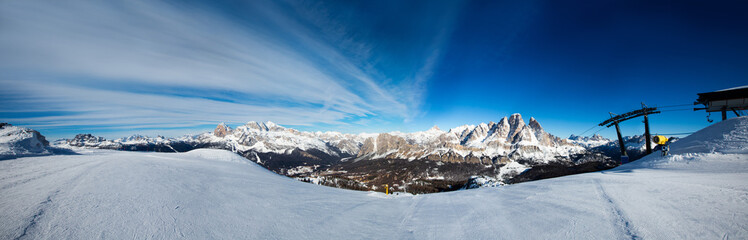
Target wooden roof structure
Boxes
[694,85,748,121]
[695,86,748,112]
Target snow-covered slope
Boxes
[2,117,747,239]
[667,116,747,155]
[0,123,51,159]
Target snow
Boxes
[715,85,748,92]
[498,161,529,179]
[286,165,318,175]
[667,116,748,155]
[0,124,50,159]
[2,118,748,239]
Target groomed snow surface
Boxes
[2,117,748,239]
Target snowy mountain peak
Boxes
[448,125,474,134]
[428,125,441,132]
[568,134,609,141]
[244,121,285,132]
[567,134,613,148]
[0,123,51,159]
[264,121,279,129]
[590,134,608,141]
[512,125,537,144]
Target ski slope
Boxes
[2,118,748,239]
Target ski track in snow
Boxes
[594,179,639,240]
[15,190,56,240]
[4,157,108,240]
[397,195,424,237]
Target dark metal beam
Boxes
[643,114,652,155]
[599,107,659,127]
[613,122,628,163]
[603,110,660,128]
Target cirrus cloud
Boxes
[0,0,460,138]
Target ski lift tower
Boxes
[598,106,660,164]
[694,86,748,120]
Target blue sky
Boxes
[1,0,747,140]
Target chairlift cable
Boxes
[653,132,695,135]
[655,103,693,108]
[659,108,693,112]
[591,127,606,135]
[578,125,599,136]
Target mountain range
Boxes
[46,114,631,192]
[5,112,665,193]
[5,113,669,192]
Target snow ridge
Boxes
[0,123,51,159]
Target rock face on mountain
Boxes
[64,134,108,147]
[0,123,51,159]
[356,114,585,164]
[213,123,232,138]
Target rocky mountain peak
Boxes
[512,125,536,143]
[497,117,509,125]
[507,113,525,141]
[73,133,104,141]
[509,113,525,126]
[213,123,232,137]
[528,117,543,132]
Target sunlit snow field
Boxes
[1,118,747,239]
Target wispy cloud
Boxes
[0,0,458,137]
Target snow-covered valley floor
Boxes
[2,118,748,239]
